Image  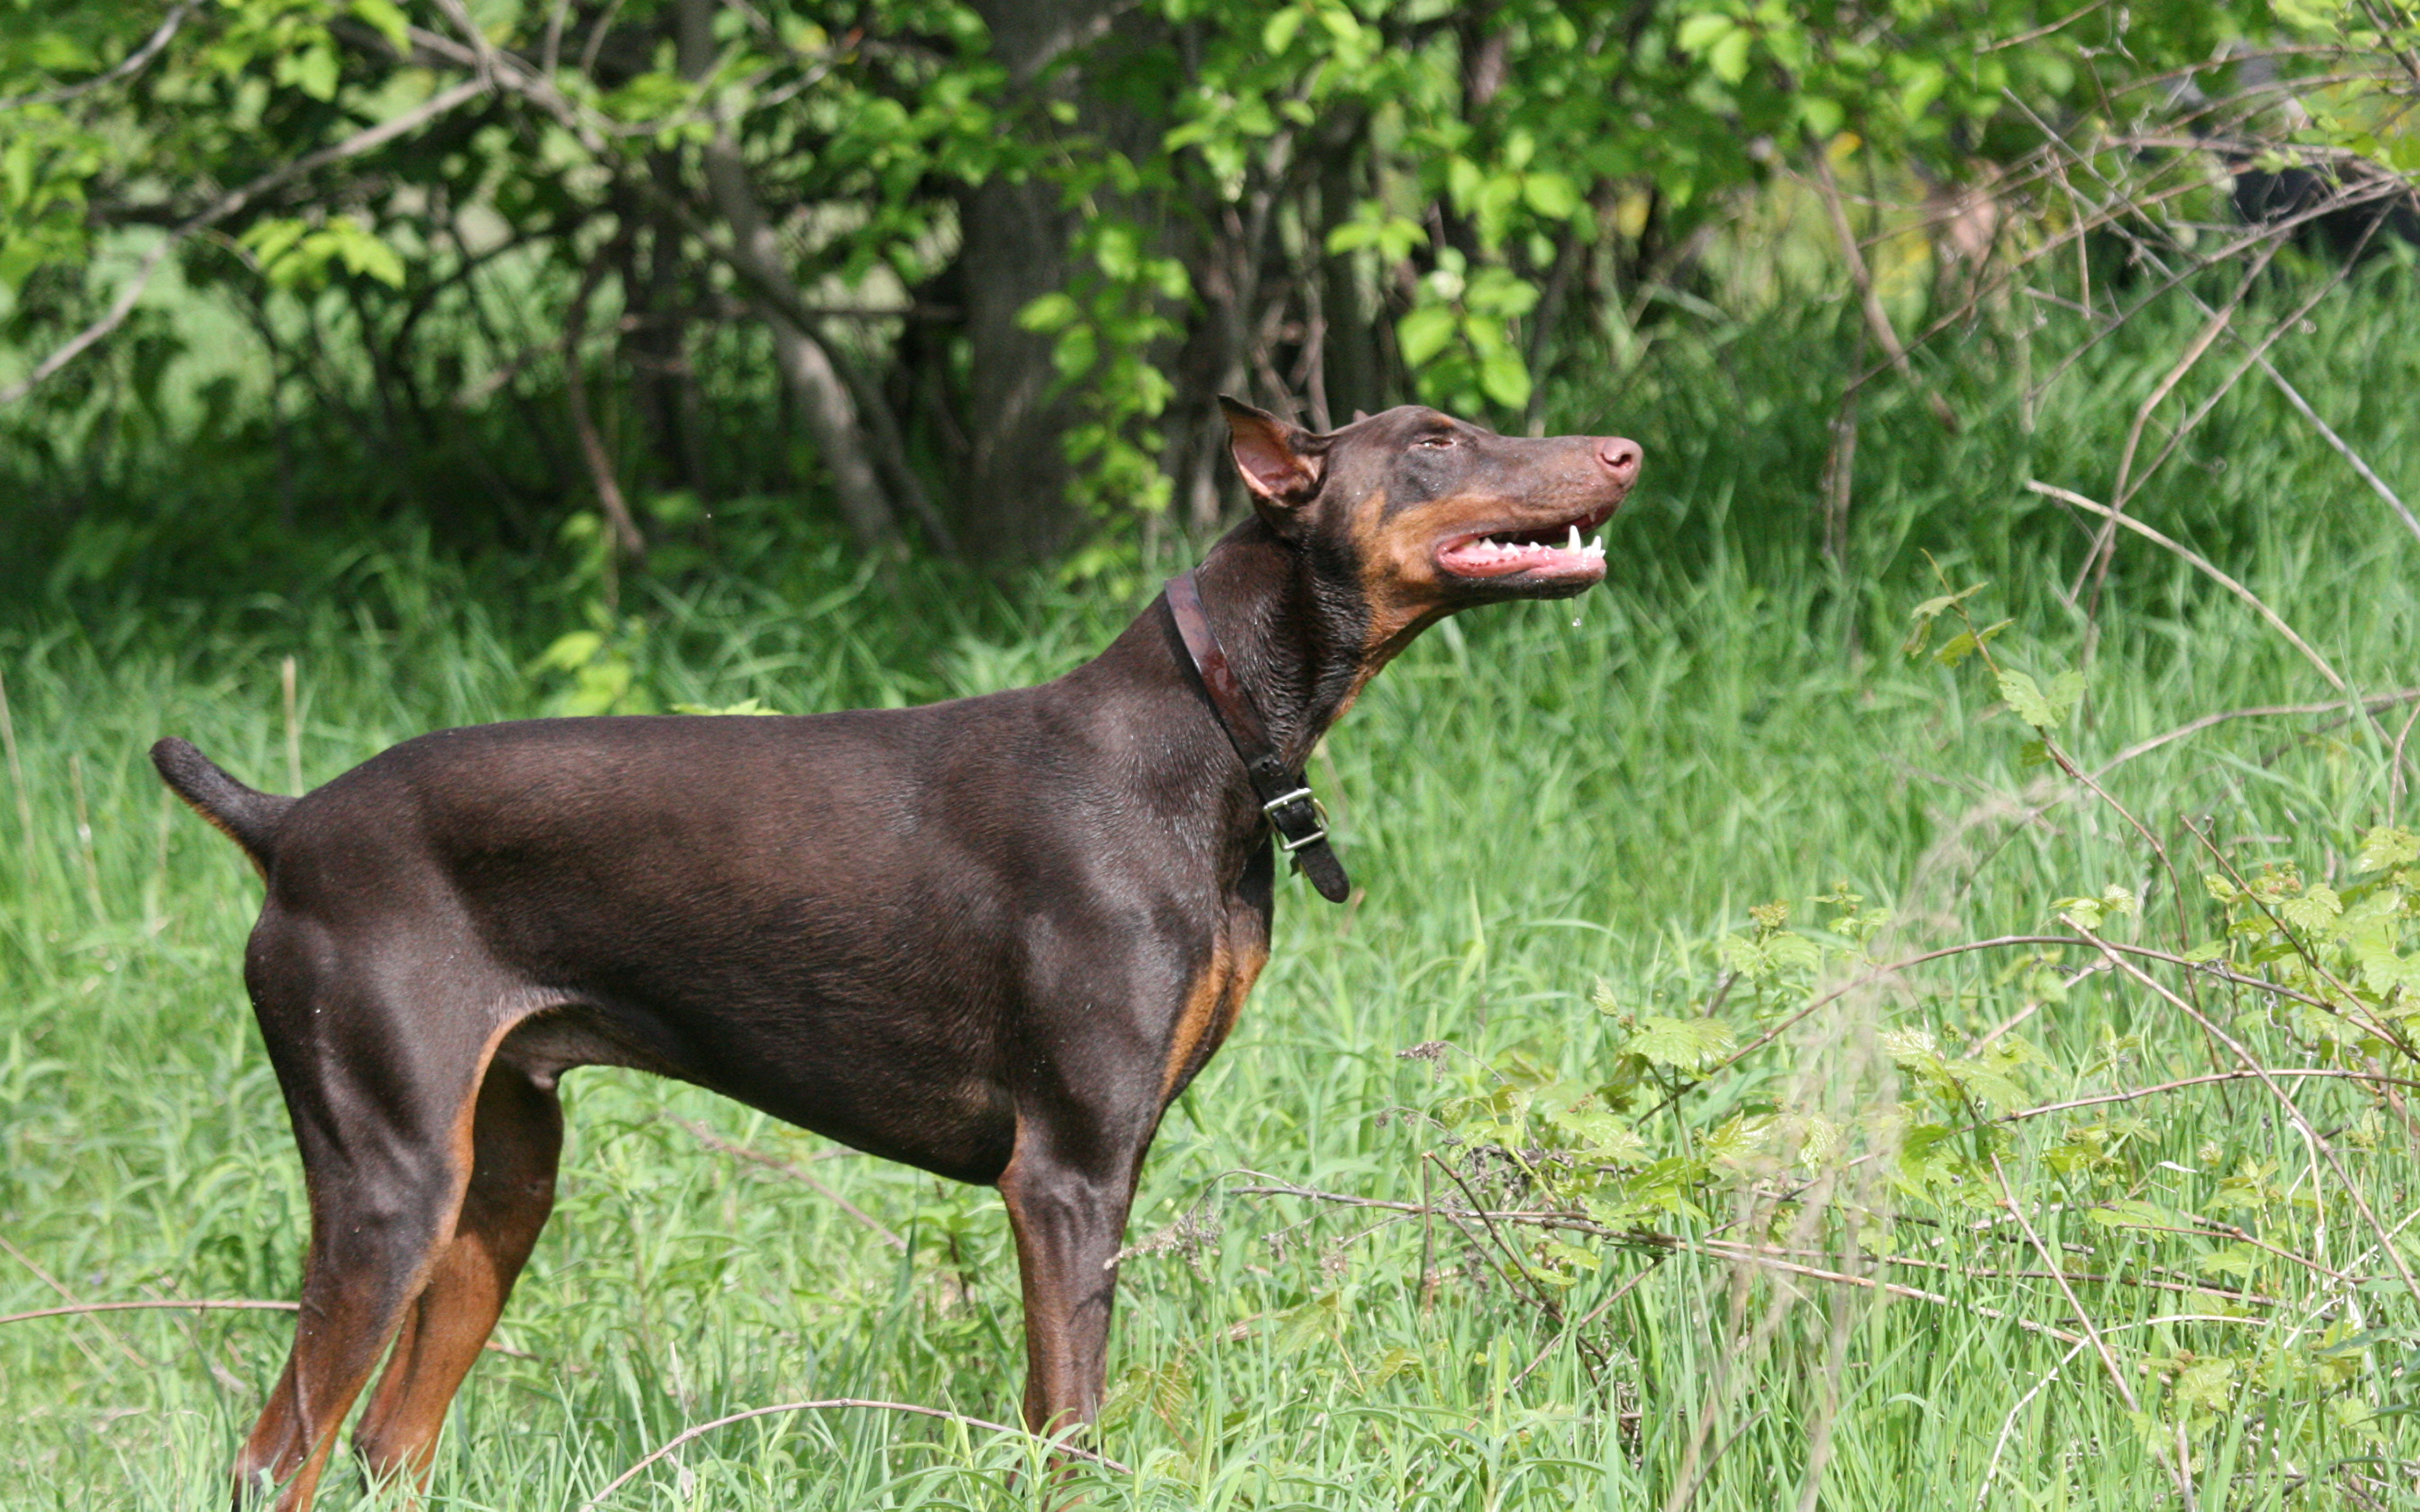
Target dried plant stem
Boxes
[2080,239,2283,616]
[1233,1178,2088,1344]
[2027,482,2346,692]
[0,665,33,896]
[1976,1342,2088,1508]
[66,752,106,922]
[577,1399,1128,1509]
[0,1235,149,1371]
[280,655,302,794]
[1424,1152,1567,1326]
[1996,1067,2420,1126]
[1988,1156,2139,1412]
[0,1295,535,1358]
[0,1297,299,1329]
[2094,689,2420,777]
[1805,134,1959,432]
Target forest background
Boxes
[9,1,2420,1508]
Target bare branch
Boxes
[1805,135,1959,432]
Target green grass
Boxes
[8,280,2420,1509]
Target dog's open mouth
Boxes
[1436,506,1616,584]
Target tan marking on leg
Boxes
[354,1063,562,1488]
[1160,939,1267,1110]
[238,1012,532,1509]
[1158,942,1231,1104]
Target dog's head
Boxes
[1220,396,1640,653]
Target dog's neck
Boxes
[1185,518,1372,773]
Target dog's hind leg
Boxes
[231,922,525,1511]
[352,1060,562,1488]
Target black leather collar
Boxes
[1163,569,1351,903]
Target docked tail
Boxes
[151,738,294,873]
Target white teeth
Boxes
[1586,535,1606,558]
[1567,523,1582,552]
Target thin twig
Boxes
[1996,1068,2420,1127]
[0,665,35,898]
[559,240,647,559]
[0,1298,297,1327]
[1976,1342,2087,1508]
[1805,134,1959,432]
[671,1118,906,1252]
[1424,1152,1566,1326]
[2080,239,2283,616]
[577,1399,1129,1508]
[1697,1244,2084,1346]
[1234,1177,2088,1344]
[1507,1255,1666,1392]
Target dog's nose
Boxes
[1596,437,1642,483]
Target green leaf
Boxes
[323,217,404,287]
[1018,292,1080,332]
[2044,670,2086,723]
[1628,1014,1736,1071]
[1995,668,2080,731]
[1521,171,1581,219]
[1674,14,1734,53]
[1262,7,1305,55]
[350,0,412,52]
[1397,306,1458,367]
[1536,1235,1601,1274]
[277,43,340,103]
[1935,617,2010,667]
[2357,825,2420,873]
[2088,1198,2184,1231]
[2279,884,2343,936]
[1707,28,1753,85]
[535,631,603,672]
[1478,346,1532,410]
[669,697,781,716]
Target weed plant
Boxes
[6,275,2420,1507]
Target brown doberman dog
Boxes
[153,398,1640,1508]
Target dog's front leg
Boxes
[996,1125,1142,1441]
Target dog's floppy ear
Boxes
[1220,396,1326,513]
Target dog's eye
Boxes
[1414,433,1457,449]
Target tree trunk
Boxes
[947,0,1127,563]
[677,0,896,551]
